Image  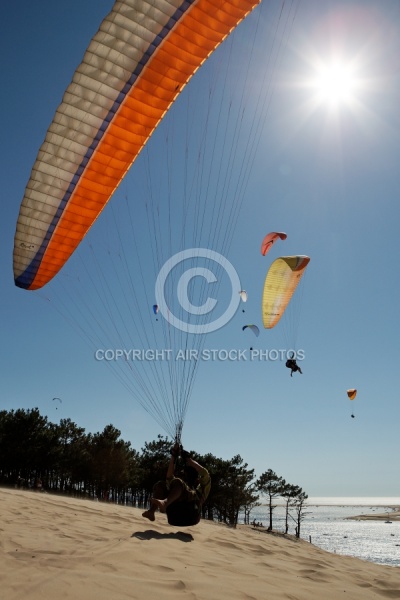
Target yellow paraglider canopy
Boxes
[262,256,310,329]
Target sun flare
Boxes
[312,62,357,106]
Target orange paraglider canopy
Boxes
[13,0,261,291]
[260,231,287,256]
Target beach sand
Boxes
[350,510,400,521]
[1,488,399,600]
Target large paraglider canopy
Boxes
[261,255,310,329]
[12,0,300,443]
[13,0,262,292]
[260,231,287,256]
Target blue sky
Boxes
[2,0,400,497]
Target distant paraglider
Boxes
[347,389,357,418]
[52,397,62,410]
[261,255,310,366]
[239,290,247,312]
[242,324,260,337]
[242,324,259,350]
[261,232,287,256]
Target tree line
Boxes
[0,408,308,536]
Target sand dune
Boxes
[1,488,399,600]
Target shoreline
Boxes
[348,509,400,521]
[255,501,400,521]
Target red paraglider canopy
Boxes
[260,232,287,256]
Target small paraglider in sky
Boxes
[347,389,357,418]
[261,232,287,256]
[242,324,260,337]
[239,290,247,312]
[242,324,258,352]
[52,397,62,410]
[153,304,159,321]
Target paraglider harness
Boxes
[286,352,300,374]
[166,445,202,527]
[166,499,201,527]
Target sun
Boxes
[311,61,358,107]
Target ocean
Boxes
[245,497,400,567]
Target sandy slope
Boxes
[1,488,399,600]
